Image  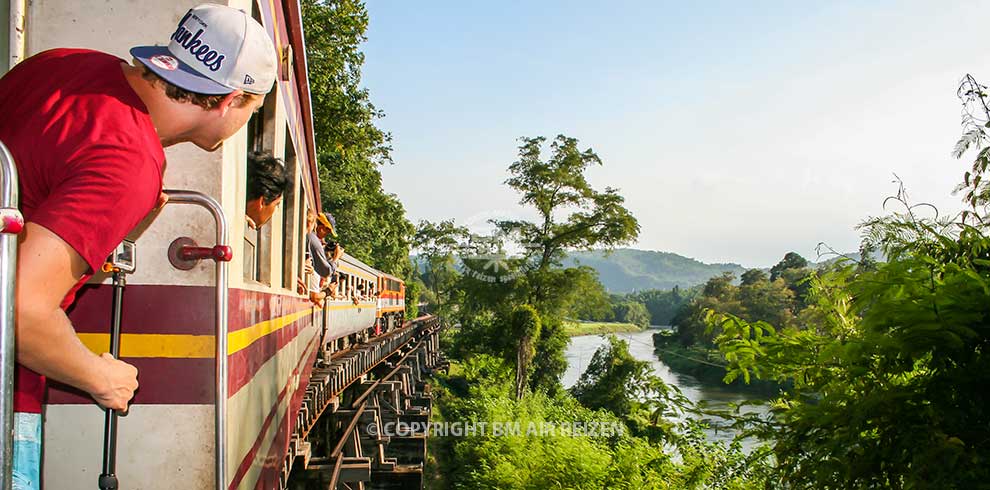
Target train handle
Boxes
[0,142,23,490]
[97,268,127,490]
[162,190,230,490]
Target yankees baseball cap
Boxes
[130,4,277,95]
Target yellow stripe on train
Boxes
[78,333,215,358]
[226,309,314,355]
[75,302,385,358]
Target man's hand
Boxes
[92,353,139,411]
[304,258,314,276]
[332,244,345,261]
[15,223,140,413]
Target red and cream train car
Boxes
[377,272,406,334]
[324,253,380,345]
[1,1,405,489]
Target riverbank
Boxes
[563,320,645,337]
[652,332,783,396]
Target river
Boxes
[563,327,770,450]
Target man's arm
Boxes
[308,234,332,278]
[15,223,139,411]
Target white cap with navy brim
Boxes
[131,4,277,95]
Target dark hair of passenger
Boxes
[247,151,290,204]
[140,65,254,111]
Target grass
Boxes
[563,320,645,337]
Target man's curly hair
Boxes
[141,65,254,110]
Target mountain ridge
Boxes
[564,248,747,293]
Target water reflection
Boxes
[563,328,769,450]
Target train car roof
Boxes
[337,253,381,281]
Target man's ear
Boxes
[217,89,246,117]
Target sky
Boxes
[360,1,990,268]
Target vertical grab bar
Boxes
[162,190,229,490]
[0,142,24,490]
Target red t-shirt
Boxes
[0,48,164,413]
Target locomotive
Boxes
[0,1,427,489]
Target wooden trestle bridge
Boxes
[283,316,446,489]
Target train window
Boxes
[298,212,307,294]
[243,237,256,280]
[243,85,277,285]
[339,273,350,299]
[241,0,279,286]
[280,128,298,290]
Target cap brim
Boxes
[319,220,338,238]
[316,214,338,237]
[130,46,234,95]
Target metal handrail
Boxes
[0,142,24,490]
[162,190,229,490]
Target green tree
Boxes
[673,273,743,346]
[498,135,640,301]
[302,0,415,278]
[612,300,650,328]
[768,252,812,307]
[442,136,639,395]
[404,277,420,319]
[508,305,542,399]
[768,252,808,282]
[737,273,795,329]
[490,135,639,393]
[302,0,391,160]
[413,219,468,318]
[528,315,570,395]
[711,198,990,488]
[571,336,653,417]
[628,286,693,326]
[739,268,767,286]
[565,267,614,321]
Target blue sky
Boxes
[361,1,989,267]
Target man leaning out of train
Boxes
[245,151,291,229]
[301,211,327,307]
[0,4,277,488]
[311,211,344,284]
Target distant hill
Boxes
[564,248,746,293]
[411,247,870,295]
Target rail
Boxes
[162,190,230,490]
[0,142,23,490]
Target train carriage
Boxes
[0,1,414,489]
[323,253,380,347]
[377,273,406,334]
